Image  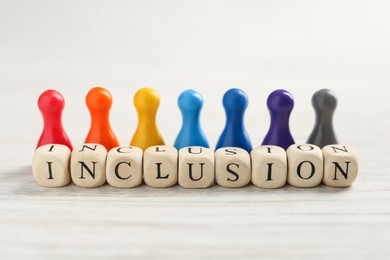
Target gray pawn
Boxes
[307,89,338,148]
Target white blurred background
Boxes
[1,0,389,165]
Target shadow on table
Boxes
[2,165,354,198]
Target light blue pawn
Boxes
[215,88,252,152]
[174,89,209,149]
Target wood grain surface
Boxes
[1,0,389,259]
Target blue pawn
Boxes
[215,88,252,152]
[174,89,209,149]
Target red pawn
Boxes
[36,90,73,150]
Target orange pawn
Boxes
[130,88,165,150]
[85,87,120,151]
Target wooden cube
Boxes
[106,146,143,188]
[178,146,214,188]
[32,144,71,187]
[322,145,359,187]
[251,145,287,189]
[215,147,251,188]
[287,144,323,188]
[71,144,107,188]
[143,145,178,188]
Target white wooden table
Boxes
[1,1,389,259]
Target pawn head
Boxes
[38,89,65,114]
[222,88,248,112]
[178,89,203,112]
[267,89,294,114]
[134,87,160,111]
[86,87,113,111]
[312,89,337,112]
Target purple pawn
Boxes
[262,89,295,150]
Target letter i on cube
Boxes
[251,145,287,189]
[32,144,71,187]
[178,146,214,188]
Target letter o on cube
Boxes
[287,144,323,188]
[215,147,251,188]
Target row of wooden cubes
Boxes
[32,144,358,189]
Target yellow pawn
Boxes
[130,88,165,150]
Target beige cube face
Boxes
[178,146,214,188]
[251,145,287,189]
[71,144,107,188]
[287,144,323,188]
[215,147,250,188]
[143,146,178,188]
[322,145,359,187]
[106,146,143,188]
[32,144,71,187]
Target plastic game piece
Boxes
[85,87,120,151]
[36,89,73,150]
[174,89,209,149]
[130,88,165,150]
[215,88,252,152]
[262,89,295,150]
[307,89,338,148]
